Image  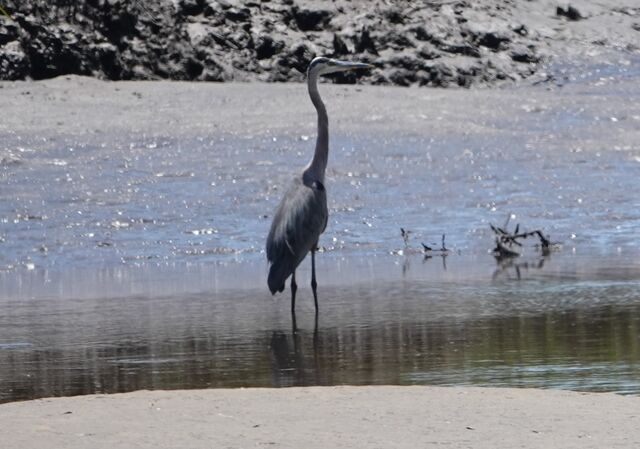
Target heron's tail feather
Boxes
[268,262,291,295]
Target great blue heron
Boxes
[266,57,371,316]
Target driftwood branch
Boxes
[398,228,450,262]
[491,216,559,258]
[422,234,449,254]
[400,228,411,248]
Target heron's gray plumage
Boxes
[266,177,328,294]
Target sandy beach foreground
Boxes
[1,386,639,448]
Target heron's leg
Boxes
[291,312,298,334]
[290,271,297,315]
[311,245,319,313]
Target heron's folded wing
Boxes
[266,178,327,265]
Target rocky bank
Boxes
[0,0,639,87]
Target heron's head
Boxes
[307,57,373,77]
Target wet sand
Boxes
[2,70,639,139]
[1,386,639,448]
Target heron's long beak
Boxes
[333,60,374,72]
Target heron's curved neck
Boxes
[304,71,328,184]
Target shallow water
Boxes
[2,127,639,270]
[0,253,639,403]
[1,67,640,402]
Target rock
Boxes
[411,26,435,42]
[457,73,473,88]
[463,23,511,50]
[225,7,251,22]
[388,68,413,87]
[0,21,20,46]
[379,29,414,50]
[556,5,583,21]
[513,24,528,37]
[90,42,121,79]
[439,43,481,58]
[201,57,227,81]
[484,56,513,82]
[212,0,233,9]
[417,43,440,60]
[25,25,89,79]
[275,43,314,76]
[476,30,510,50]
[185,57,204,79]
[0,41,30,80]
[386,54,425,72]
[383,7,405,25]
[226,29,253,50]
[179,0,206,16]
[425,63,455,87]
[354,28,378,55]
[255,35,284,60]
[292,7,332,32]
[369,71,389,85]
[101,9,137,45]
[510,45,540,64]
[332,33,349,56]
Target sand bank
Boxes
[1,72,639,141]
[1,386,639,448]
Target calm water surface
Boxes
[1,67,640,403]
[1,253,639,403]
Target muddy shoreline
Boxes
[1,0,639,87]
